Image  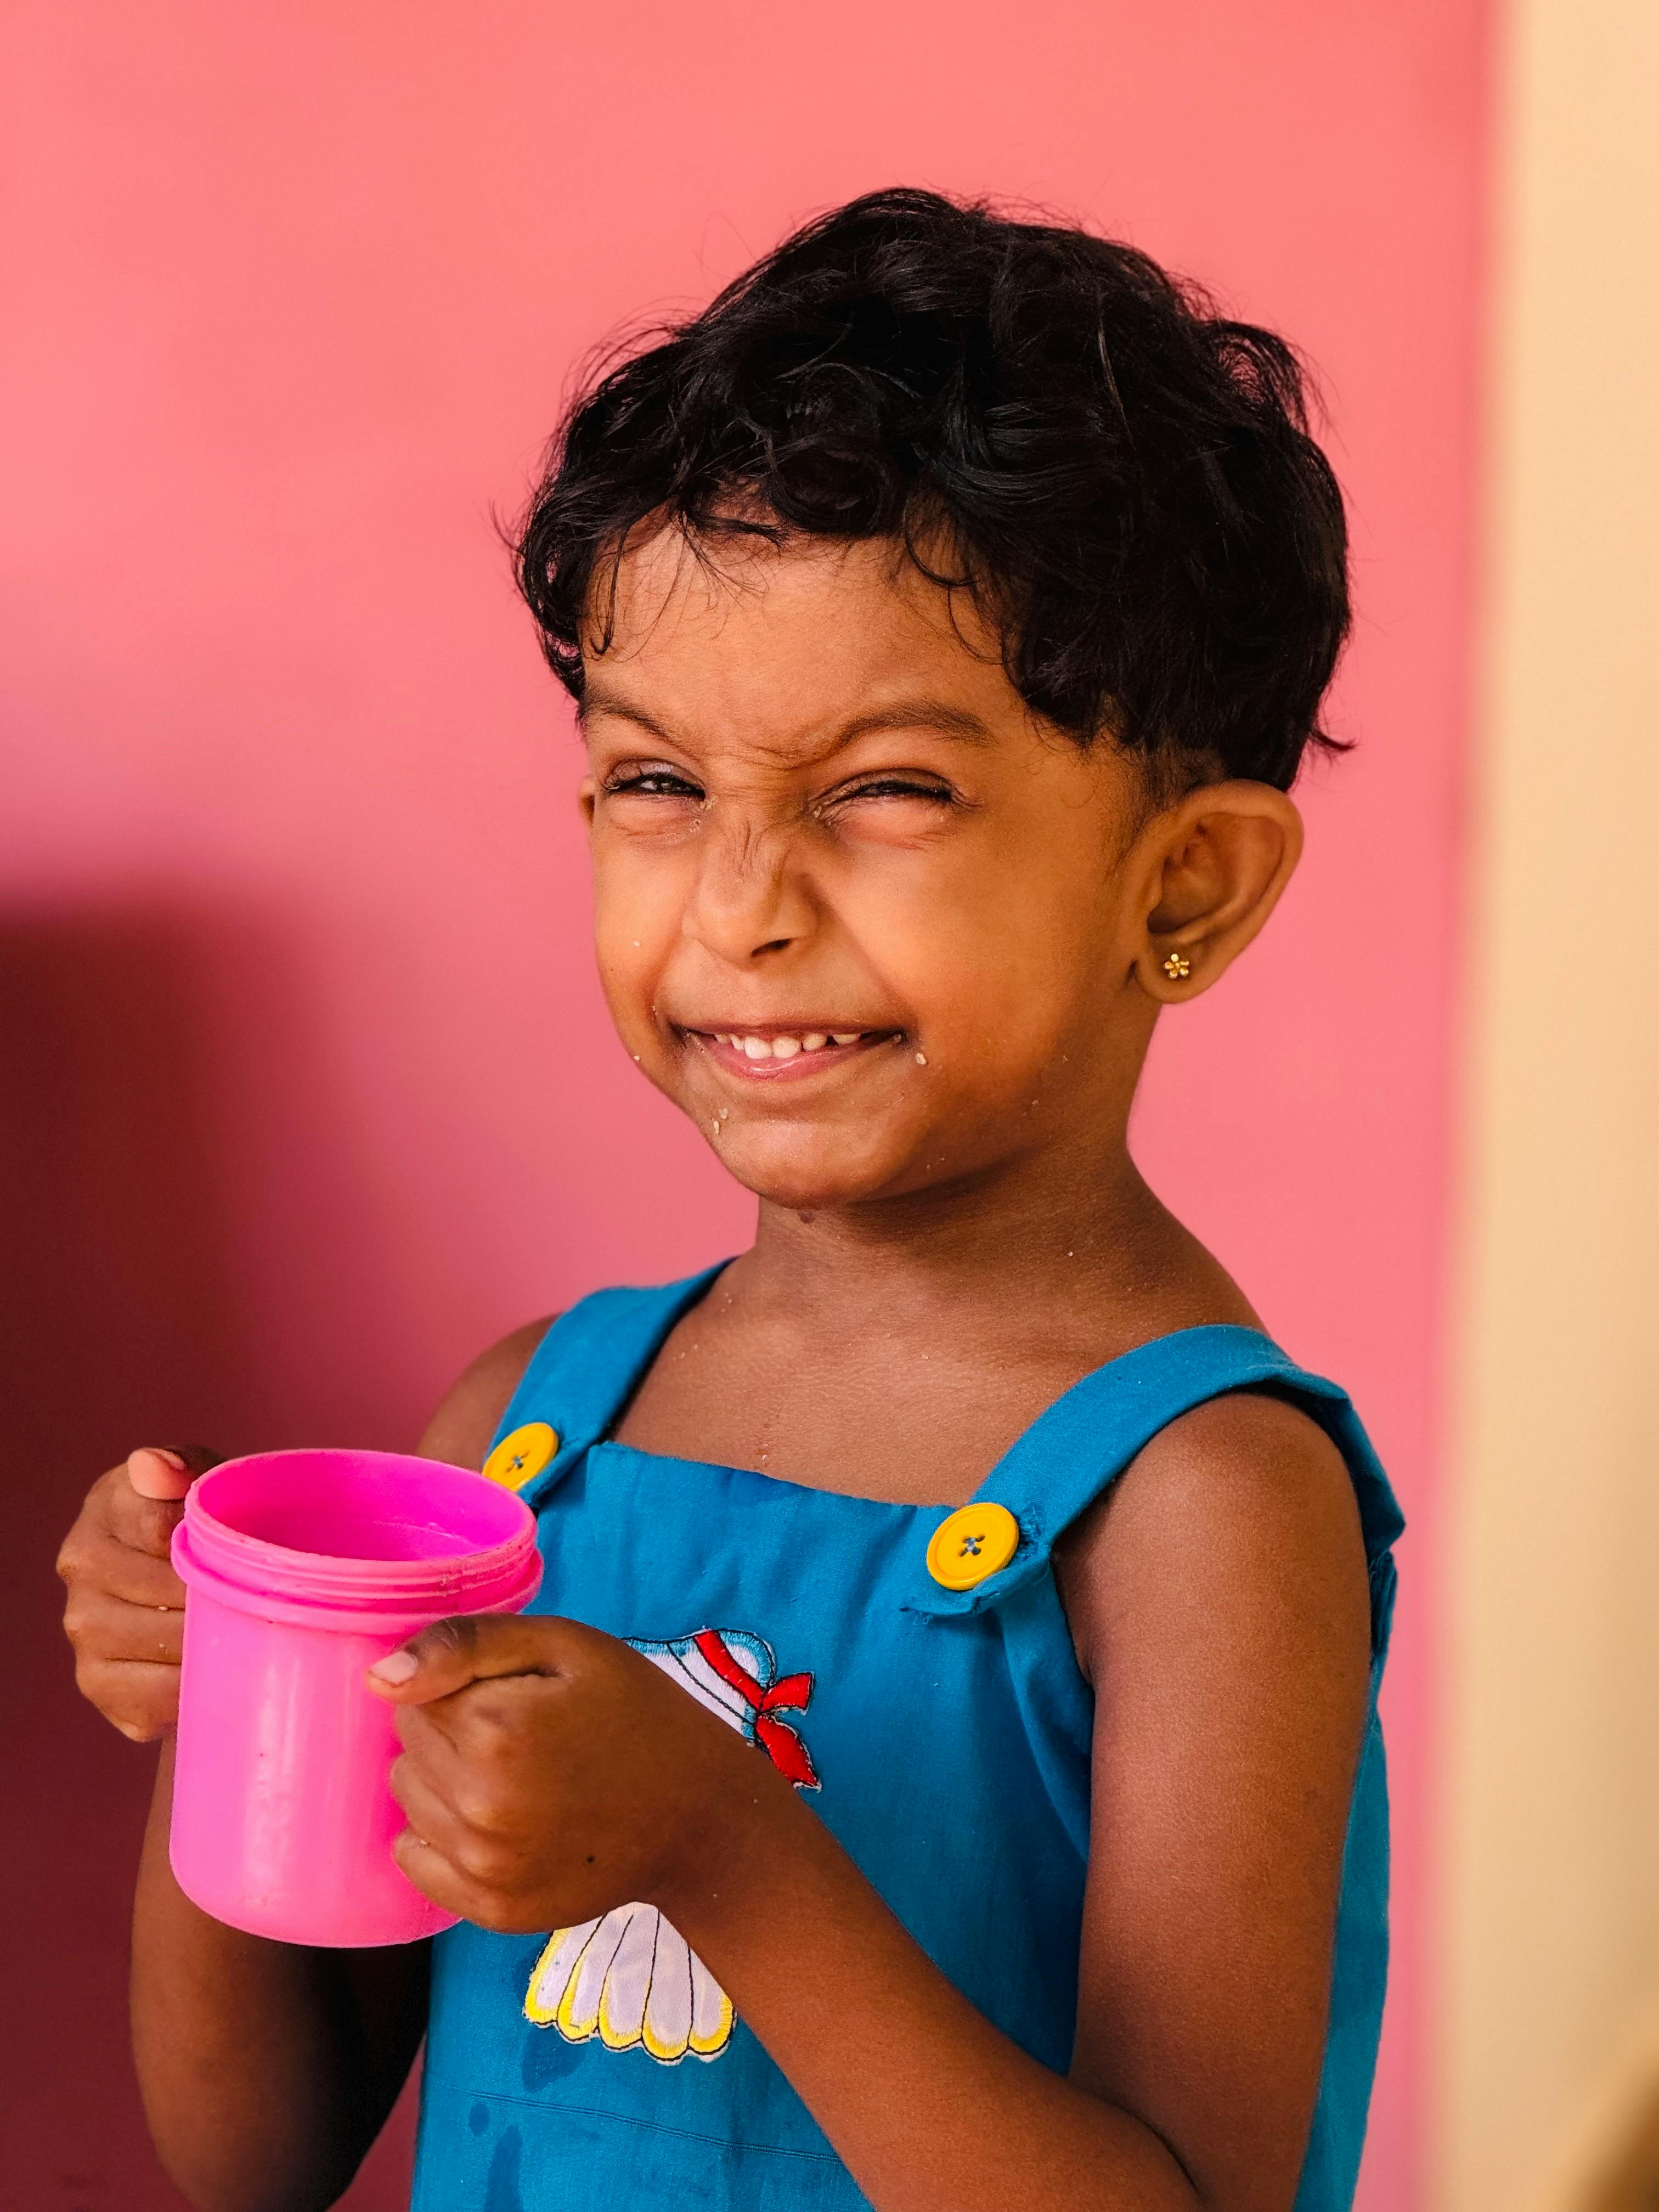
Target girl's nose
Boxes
[682,816,819,966]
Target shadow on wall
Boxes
[0,906,419,2212]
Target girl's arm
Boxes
[377,1386,1372,2212]
[130,1751,428,2212]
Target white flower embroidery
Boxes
[524,1903,733,2062]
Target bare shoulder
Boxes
[1054,1388,1370,1689]
[416,1317,559,1472]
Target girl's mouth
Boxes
[685,1028,904,1080]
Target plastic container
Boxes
[170,1448,543,1947]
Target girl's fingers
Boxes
[388,1752,538,1908]
[387,1750,471,1854]
[125,1444,221,1502]
[73,1658,182,1742]
[63,1584,185,1669]
[366,1612,566,1705]
[386,1761,490,1914]
[388,1697,475,1785]
[390,1826,476,1917]
[58,1457,216,1743]
[127,1448,194,1502]
[103,1480,189,1569]
[72,1523,187,1610]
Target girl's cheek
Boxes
[592,868,675,991]
[591,932,660,1048]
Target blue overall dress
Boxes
[413,1267,1403,2212]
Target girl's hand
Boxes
[368,1615,791,1934]
[57,1447,221,1741]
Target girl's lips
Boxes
[686,1029,903,1081]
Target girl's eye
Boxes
[826,776,957,809]
[606,766,704,800]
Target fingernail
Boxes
[370,1649,420,1684]
[128,1448,194,1500]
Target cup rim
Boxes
[179,1447,540,1615]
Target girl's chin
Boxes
[706,1130,921,1214]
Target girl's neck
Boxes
[727,1136,1256,1361]
[617,1125,1260,1500]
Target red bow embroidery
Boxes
[692,1631,820,1791]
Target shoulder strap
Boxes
[905,1325,1404,1656]
[491,1264,730,1510]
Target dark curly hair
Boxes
[515,188,1351,793]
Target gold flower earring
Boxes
[1161,951,1192,981]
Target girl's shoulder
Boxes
[1052,1384,1372,1692]
[416,1316,558,1472]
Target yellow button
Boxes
[926,1502,1020,1590]
[483,1421,558,1491]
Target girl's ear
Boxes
[1131,782,1304,1003]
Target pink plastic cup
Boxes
[170,1448,543,1948]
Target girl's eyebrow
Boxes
[575,686,680,747]
[579,684,993,754]
[832,700,994,747]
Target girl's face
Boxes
[577,531,1167,1214]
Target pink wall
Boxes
[0,4,1486,2205]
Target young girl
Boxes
[58,189,1401,2212]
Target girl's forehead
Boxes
[588,527,1022,752]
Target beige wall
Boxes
[1439,0,1659,2204]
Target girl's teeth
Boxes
[719,1030,865,1058]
